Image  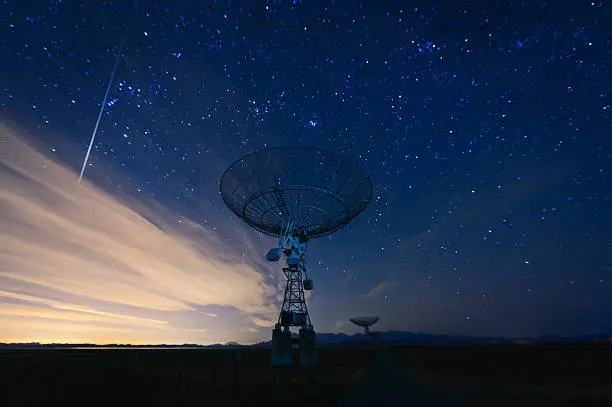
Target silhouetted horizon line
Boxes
[1,330,611,347]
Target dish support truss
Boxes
[270,221,317,367]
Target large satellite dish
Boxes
[220,146,373,366]
[220,146,372,240]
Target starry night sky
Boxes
[1,0,610,344]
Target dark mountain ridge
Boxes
[1,332,610,348]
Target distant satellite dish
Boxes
[350,316,379,334]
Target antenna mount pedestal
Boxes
[271,228,316,366]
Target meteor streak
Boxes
[77,29,128,184]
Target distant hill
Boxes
[251,331,509,347]
[252,331,612,347]
[0,343,241,349]
[1,332,610,349]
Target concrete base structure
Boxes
[270,325,292,366]
[298,327,317,367]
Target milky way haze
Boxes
[0,0,610,343]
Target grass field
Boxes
[1,343,611,406]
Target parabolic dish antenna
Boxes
[350,316,379,334]
[220,146,373,367]
[220,146,372,240]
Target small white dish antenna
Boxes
[350,316,379,334]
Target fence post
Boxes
[47,364,61,407]
[176,358,185,407]
[234,350,241,391]
[132,355,140,380]
[22,361,31,404]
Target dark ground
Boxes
[1,343,611,407]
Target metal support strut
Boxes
[270,223,316,367]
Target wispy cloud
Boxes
[0,290,167,326]
[363,280,394,299]
[0,122,279,344]
[251,316,277,328]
